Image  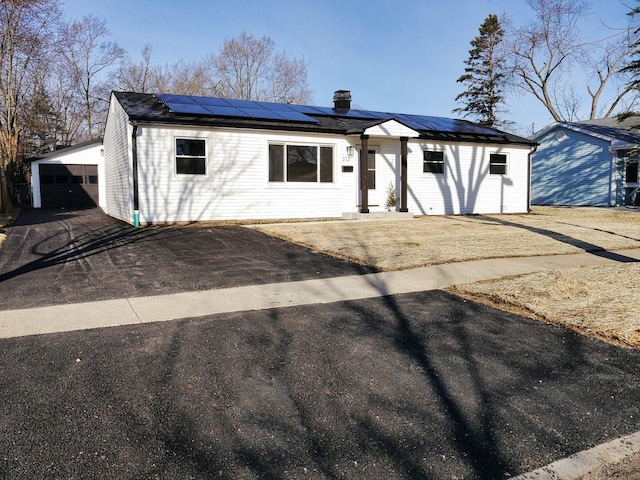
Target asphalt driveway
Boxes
[0,208,376,310]
[1,290,639,479]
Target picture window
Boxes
[269,143,333,183]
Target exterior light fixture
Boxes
[347,145,355,157]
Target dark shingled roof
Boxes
[564,122,640,146]
[113,91,536,146]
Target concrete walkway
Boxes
[3,248,640,339]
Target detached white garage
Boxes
[27,139,106,209]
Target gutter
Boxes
[131,121,140,227]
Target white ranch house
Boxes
[97,90,535,224]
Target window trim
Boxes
[489,152,508,176]
[175,137,207,176]
[268,142,335,184]
[423,149,445,174]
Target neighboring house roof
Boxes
[24,138,103,163]
[114,91,536,146]
[532,121,640,149]
[579,115,640,130]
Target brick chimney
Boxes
[333,90,351,110]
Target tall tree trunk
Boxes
[0,168,9,213]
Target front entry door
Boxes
[359,148,379,207]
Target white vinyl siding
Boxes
[103,95,133,223]
[133,126,351,223]
[405,141,529,215]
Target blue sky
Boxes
[62,0,633,135]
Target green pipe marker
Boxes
[134,210,140,228]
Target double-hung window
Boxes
[269,143,334,183]
[489,153,508,175]
[423,150,445,174]
[176,138,206,175]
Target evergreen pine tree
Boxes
[454,14,507,128]
[621,2,640,99]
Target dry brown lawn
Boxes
[254,206,640,349]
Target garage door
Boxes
[40,164,99,208]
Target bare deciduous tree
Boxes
[112,44,157,93]
[164,59,210,96]
[268,52,312,104]
[207,31,312,103]
[60,15,124,139]
[112,33,312,103]
[506,0,636,122]
[0,0,62,211]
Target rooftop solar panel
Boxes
[156,95,318,122]
[203,105,251,117]
[308,106,336,116]
[358,110,391,120]
[288,104,328,115]
[277,111,320,122]
[155,93,507,134]
[225,98,262,109]
[238,108,287,120]
[253,101,297,111]
[157,94,197,105]
[164,102,211,115]
[194,96,233,107]
[403,119,428,131]
[338,109,380,119]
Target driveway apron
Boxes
[0,208,376,311]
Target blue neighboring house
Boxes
[531,118,640,206]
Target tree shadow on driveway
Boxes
[0,208,377,310]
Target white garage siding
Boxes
[103,94,134,223]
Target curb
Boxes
[510,430,640,479]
